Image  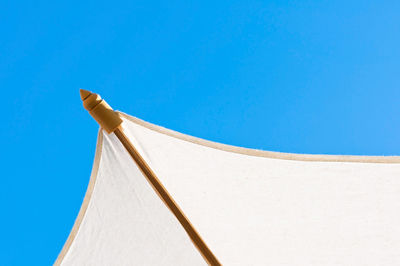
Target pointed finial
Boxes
[80,89,91,101]
[80,89,123,133]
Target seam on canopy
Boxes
[118,112,400,164]
[55,129,104,265]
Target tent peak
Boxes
[80,89,122,133]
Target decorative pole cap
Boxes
[80,89,123,133]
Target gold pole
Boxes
[80,89,221,266]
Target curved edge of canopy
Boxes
[54,130,104,266]
[119,112,400,164]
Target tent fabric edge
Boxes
[118,112,400,164]
[54,129,104,265]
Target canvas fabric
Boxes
[58,114,400,265]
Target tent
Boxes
[56,90,400,265]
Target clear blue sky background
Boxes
[1,0,399,264]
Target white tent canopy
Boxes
[57,113,400,265]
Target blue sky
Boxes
[1,0,399,264]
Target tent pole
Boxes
[80,89,221,266]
